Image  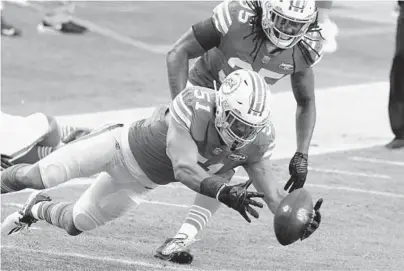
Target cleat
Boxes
[1,25,22,37]
[386,138,404,149]
[154,235,195,264]
[37,20,87,35]
[1,191,51,236]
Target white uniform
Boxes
[36,124,158,231]
[0,112,50,158]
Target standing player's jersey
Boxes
[188,0,323,89]
[128,86,275,185]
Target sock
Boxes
[173,169,236,240]
[37,146,56,159]
[58,124,76,139]
[1,164,30,194]
[31,201,82,236]
[174,194,220,240]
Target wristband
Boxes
[200,176,226,199]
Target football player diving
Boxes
[158,0,325,263]
[1,71,323,256]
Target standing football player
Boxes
[1,71,323,250]
[159,0,323,263]
[386,1,404,149]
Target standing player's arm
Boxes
[244,155,285,214]
[290,67,316,154]
[166,18,221,100]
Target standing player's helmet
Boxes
[215,70,272,150]
[261,0,317,49]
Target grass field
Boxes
[1,1,404,270]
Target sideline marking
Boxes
[0,246,199,271]
[3,172,402,200]
[349,156,404,167]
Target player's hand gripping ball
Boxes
[273,188,323,246]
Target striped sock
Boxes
[31,201,81,235]
[174,204,213,240]
[1,164,30,194]
[37,146,56,159]
[58,124,76,139]
[173,179,231,240]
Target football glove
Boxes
[301,198,323,241]
[217,179,264,223]
[284,152,308,193]
[1,154,14,171]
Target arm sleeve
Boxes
[169,90,194,131]
[192,18,221,51]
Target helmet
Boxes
[261,0,317,49]
[215,70,272,150]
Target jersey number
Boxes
[219,58,285,83]
[194,88,211,112]
[238,10,254,23]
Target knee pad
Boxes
[59,204,82,236]
[72,190,135,232]
[72,203,101,232]
[38,161,69,188]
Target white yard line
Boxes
[304,184,404,199]
[348,156,404,167]
[13,1,397,54]
[12,1,391,158]
[3,171,402,201]
[52,81,391,160]
[0,246,200,271]
[2,200,189,210]
[11,1,171,54]
[307,167,391,179]
[230,176,404,199]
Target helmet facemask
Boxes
[261,1,317,49]
[215,98,268,150]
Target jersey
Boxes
[188,0,323,89]
[128,86,276,186]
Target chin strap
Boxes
[230,142,237,152]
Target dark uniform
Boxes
[188,0,323,89]
[387,1,404,148]
[128,86,275,185]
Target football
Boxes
[273,188,314,246]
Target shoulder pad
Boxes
[212,0,252,35]
[169,87,215,134]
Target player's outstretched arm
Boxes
[167,18,221,99]
[166,115,264,222]
[290,67,316,155]
[166,114,211,191]
[285,67,316,193]
[244,156,285,214]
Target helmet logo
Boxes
[221,76,242,94]
[262,17,271,30]
[212,147,223,155]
